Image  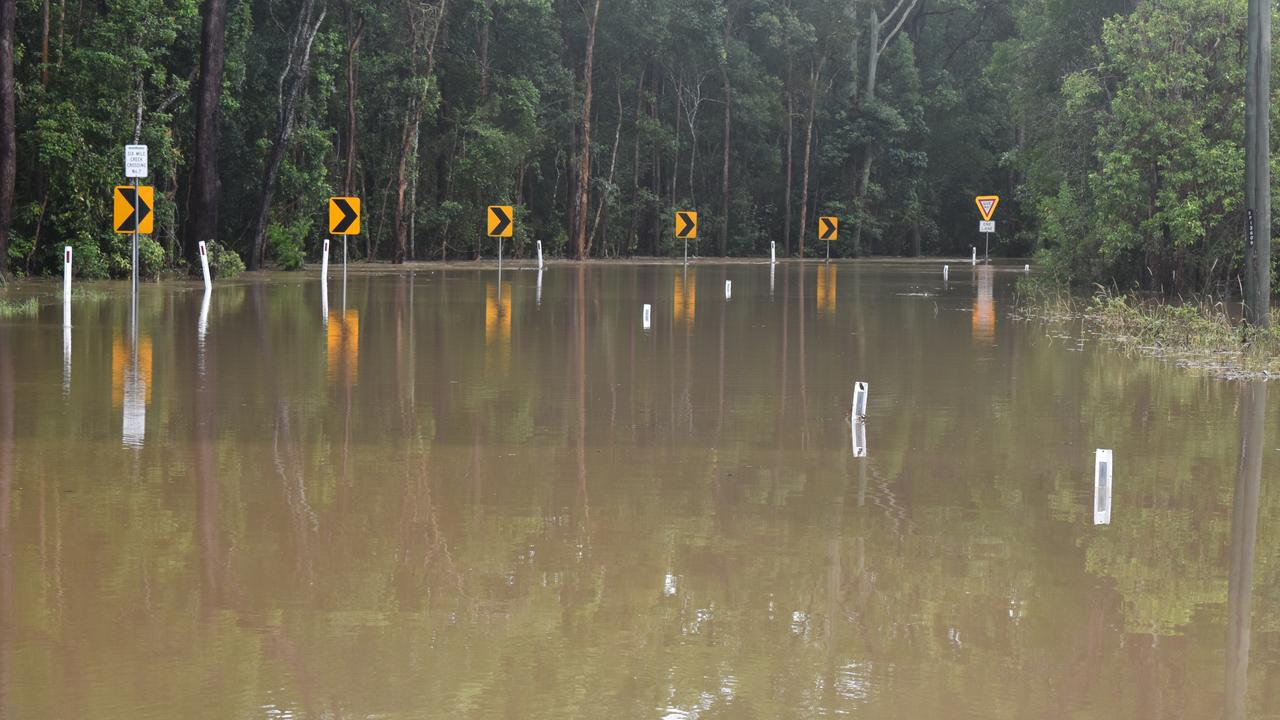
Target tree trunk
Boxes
[189,0,231,267]
[0,0,15,280]
[627,67,645,255]
[343,4,364,195]
[1245,0,1271,327]
[852,9,879,257]
[797,60,822,261]
[248,0,326,270]
[572,0,602,260]
[478,0,493,103]
[784,87,793,257]
[586,82,622,257]
[393,0,447,265]
[718,7,732,257]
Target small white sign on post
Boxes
[852,381,869,420]
[124,144,148,178]
[197,241,212,290]
[1094,449,1113,525]
[979,220,995,234]
[725,280,732,299]
[642,303,652,330]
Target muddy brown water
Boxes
[0,261,1274,718]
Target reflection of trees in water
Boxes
[1226,382,1265,720]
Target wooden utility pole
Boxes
[1245,0,1270,327]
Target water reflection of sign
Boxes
[972,266,995,343]
[1094,449,1113,525]
[326,309,360,386]
[674,271,696,324]
[113,333,152,448]
[485,282,512,345]
[816,264,837,315]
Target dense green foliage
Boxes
[0,0,1274,290]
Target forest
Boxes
[0,0,1268,294]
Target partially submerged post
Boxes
[1094,449,1113,525]
[643,303,651,330]
[198,241,212,290]
[62,246,71,328]
[771,241,776,264]
[852,381,868,421]
[725,280,732,299]
[537,240,544,269]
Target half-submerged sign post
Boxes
[852,381,869,457]
[328,196,361,309]
[975,195,999,263]
[488,205,513,272]
[124,145,147,295]
[819,216,838,263]
[675,211,697,264]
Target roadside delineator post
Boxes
[1094,449,1113,525]
[198,241,212,291]
[643,303,652,330]
[943,264,949,281]
[537,240,544,269]
[725,280,732,299]
[771,241,776,265]
[63,246,72,328]
[971,247,977,266]
[322,239,330,279]
[852,381,869,420]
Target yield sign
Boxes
[487,205,513,237]
[975,195,999,222]
[675,211,697,239]
[113,186,154,234]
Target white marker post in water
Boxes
[971,247,977,266]
[771,241,777,264]
[1024,264,1030,273]
[725,280,732,299]
[197,241,212,290]
[943,264,949,281]
[852,419,867,458]
[1094,449,1113,525]
[63,246,72,327]
[322,238,330,279]
[536,267,544,306]
[643,303,652,330]
[537,240,544,269]
[852,381,869,421]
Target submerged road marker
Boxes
[643,303,651,330]
[771,241,776,264]
[943,264,949,281]
[63,246,72,328]
[1094,449,1113,525]
[537,240,544,269]
[725,280,732,299]
[322,239,329,279]
[852,419,867,458]
[198,241,212,290]
[852,381,869,421]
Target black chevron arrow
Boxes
[676,211,696,238]
[819,217,837,240]
[117,188,151,232]
[490,206,511,236]
[332,198,359,234]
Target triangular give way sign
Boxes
[975,195,999,221]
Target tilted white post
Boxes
[536,267,543,306]
[198,241,212,291]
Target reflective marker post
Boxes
[771,241,776,265]
[852,381,869,420]
[1094,449,1113,525]
[643,304,651,330]
[198,241,212,291]
[63,246,72,328]
[537,240,544,269]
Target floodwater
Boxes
[0,261,1275,719]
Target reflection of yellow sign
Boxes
[818,216,838,241]
[327,309,360,385]
[674,271,696,324]
[675,211,697,239]
[487,205,513,238]
[816,264,837,315]
[113,186,154,234]
[975,195,999,222]
[485,282,512,371]
[111,334,153,406]
[972,266,995,344]
[328,196,361,235]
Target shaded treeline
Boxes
[0,0,1274,294]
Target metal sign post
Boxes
[124,145,147,296]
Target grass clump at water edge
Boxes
[1013,278,1280,379]
[0,297,38,317]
